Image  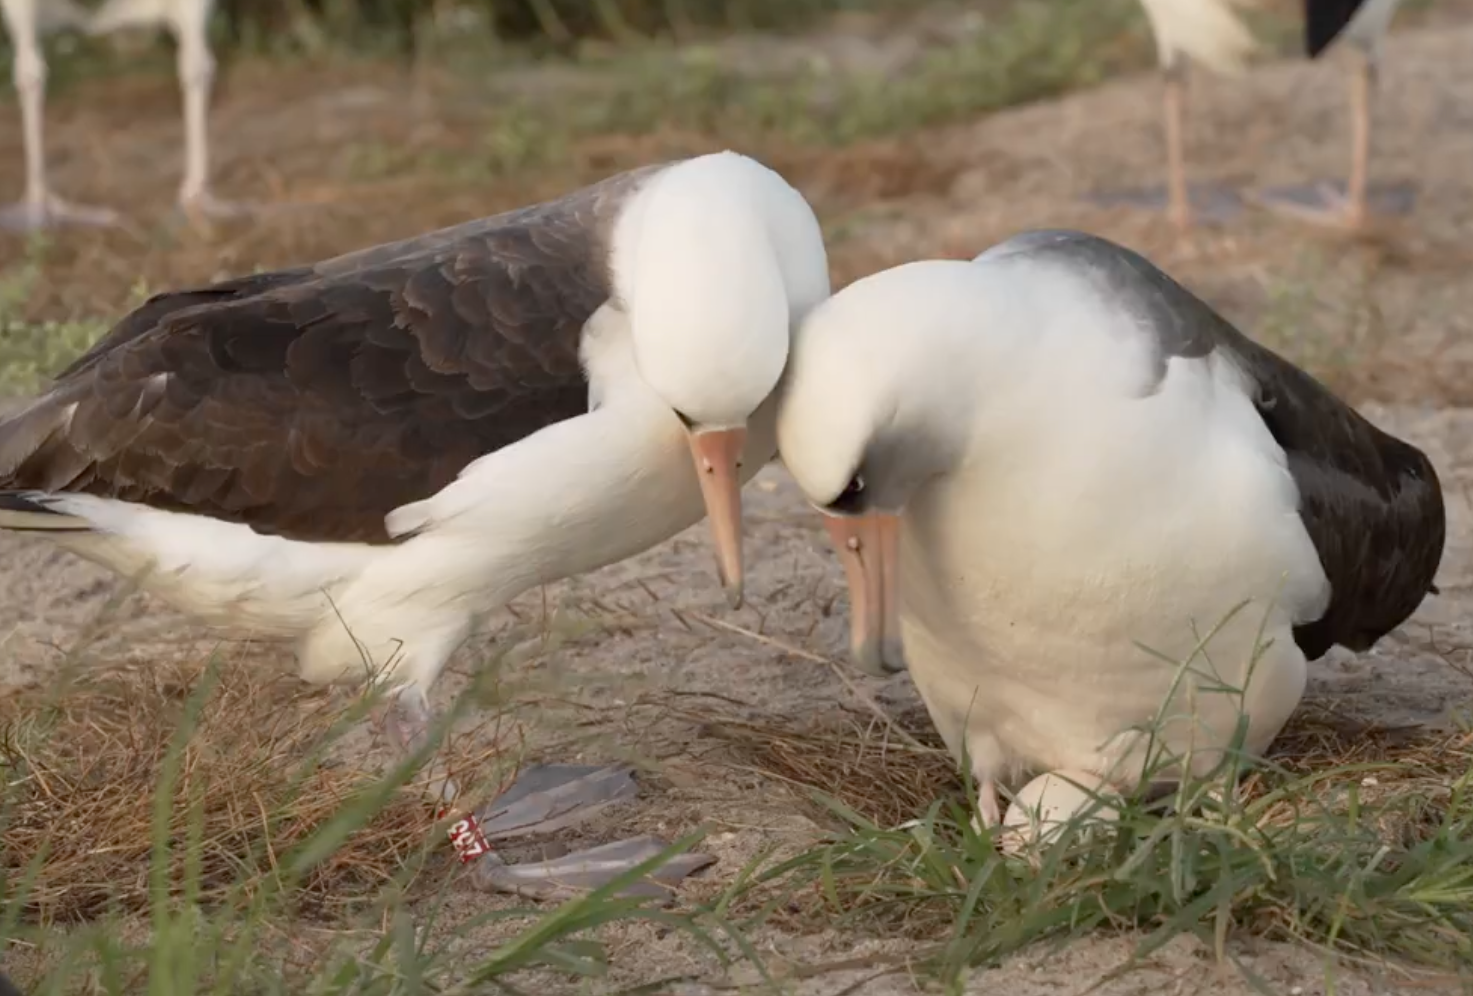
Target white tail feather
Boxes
[1138,0,1260,74]
[0,508,90,531]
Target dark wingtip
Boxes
[1303,0,1359,59]
[0,490,90,533]
[0,491,53,516]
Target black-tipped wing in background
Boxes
[1305,0,1369,57]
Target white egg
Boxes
[1000,769,1121,855]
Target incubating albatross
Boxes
[0,0,246,230]
[0,150,831,896]
[776,229,1443,835]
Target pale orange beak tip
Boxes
[823,511,907,677]
[688,427,748,610]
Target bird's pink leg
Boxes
[1344,48,1372,230]
[1163,63,1191,233]
[170,0,259,229]
[975,772,1002,829]
[383,687,460,805]
[1251,49,1383,230]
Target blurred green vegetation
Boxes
[214,0,902,51]
[0,0,932,93]
[0,0,913,66]
[332,0,1151,168]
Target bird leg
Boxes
[1077,58,1241,223]
[383,688,714,903]
[0,0,121,231]
[383,686,461,806]
[1250,48,1396,230]
[970,771,1003,834]
[170,0,256,229]
[1163,61,1191,233]
[1344,47,1372,229]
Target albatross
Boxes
[0,150,831,896]
[775,229,1443,834]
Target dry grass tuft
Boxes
[686,702,959,828]
[704,687,1473,982]
[0,653,509,925]
[1246,704,1473,845]
[694,695,1471,837]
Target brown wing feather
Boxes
[1217,330,1445,660]
[0,162,670,544]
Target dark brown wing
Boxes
[1218,330,1445,660]
[0,162,670,545]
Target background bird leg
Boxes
[0,0,121,230]
[1249,46,1408,229]
[1077,55,1241,225]
[1344,46,1373,229]
[170,0,255,226]
[1163,58,1190,232]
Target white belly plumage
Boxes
[898,350,1328,792]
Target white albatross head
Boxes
[611,151,831,607]
[777,259,988,674]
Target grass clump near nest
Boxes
[0,653,503,924]
[691,702,962,829]
[0,638,722,992]
[702,694,1473,988]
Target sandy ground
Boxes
[4,7,1473,995]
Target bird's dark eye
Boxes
[824,473,868,514]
